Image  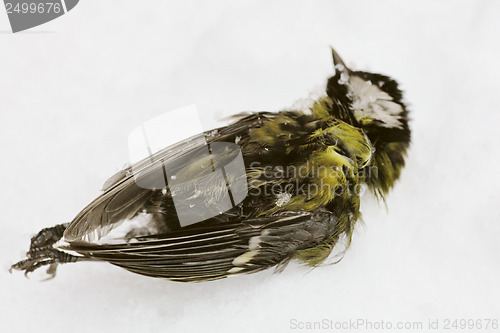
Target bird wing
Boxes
[63,112,277,243]
[65,209,337,282]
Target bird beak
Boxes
[330,47,350,73]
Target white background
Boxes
[1,1,500,332]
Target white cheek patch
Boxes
[348,76,404,129]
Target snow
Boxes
[1,1,500,332]
[276,192,292,207]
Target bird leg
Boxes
[11,223,92,279]
[29,223,69,251]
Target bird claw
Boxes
[10,254,58,280]
[10,223,70,279]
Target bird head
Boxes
[326,47,411,196]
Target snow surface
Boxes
[1,1,500,332]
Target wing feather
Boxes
[64,135,213,241]
[65,211,337,281]
[63,112,275,242]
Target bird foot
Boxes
[11,223,87,279]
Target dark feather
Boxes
[65,210,336,281]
